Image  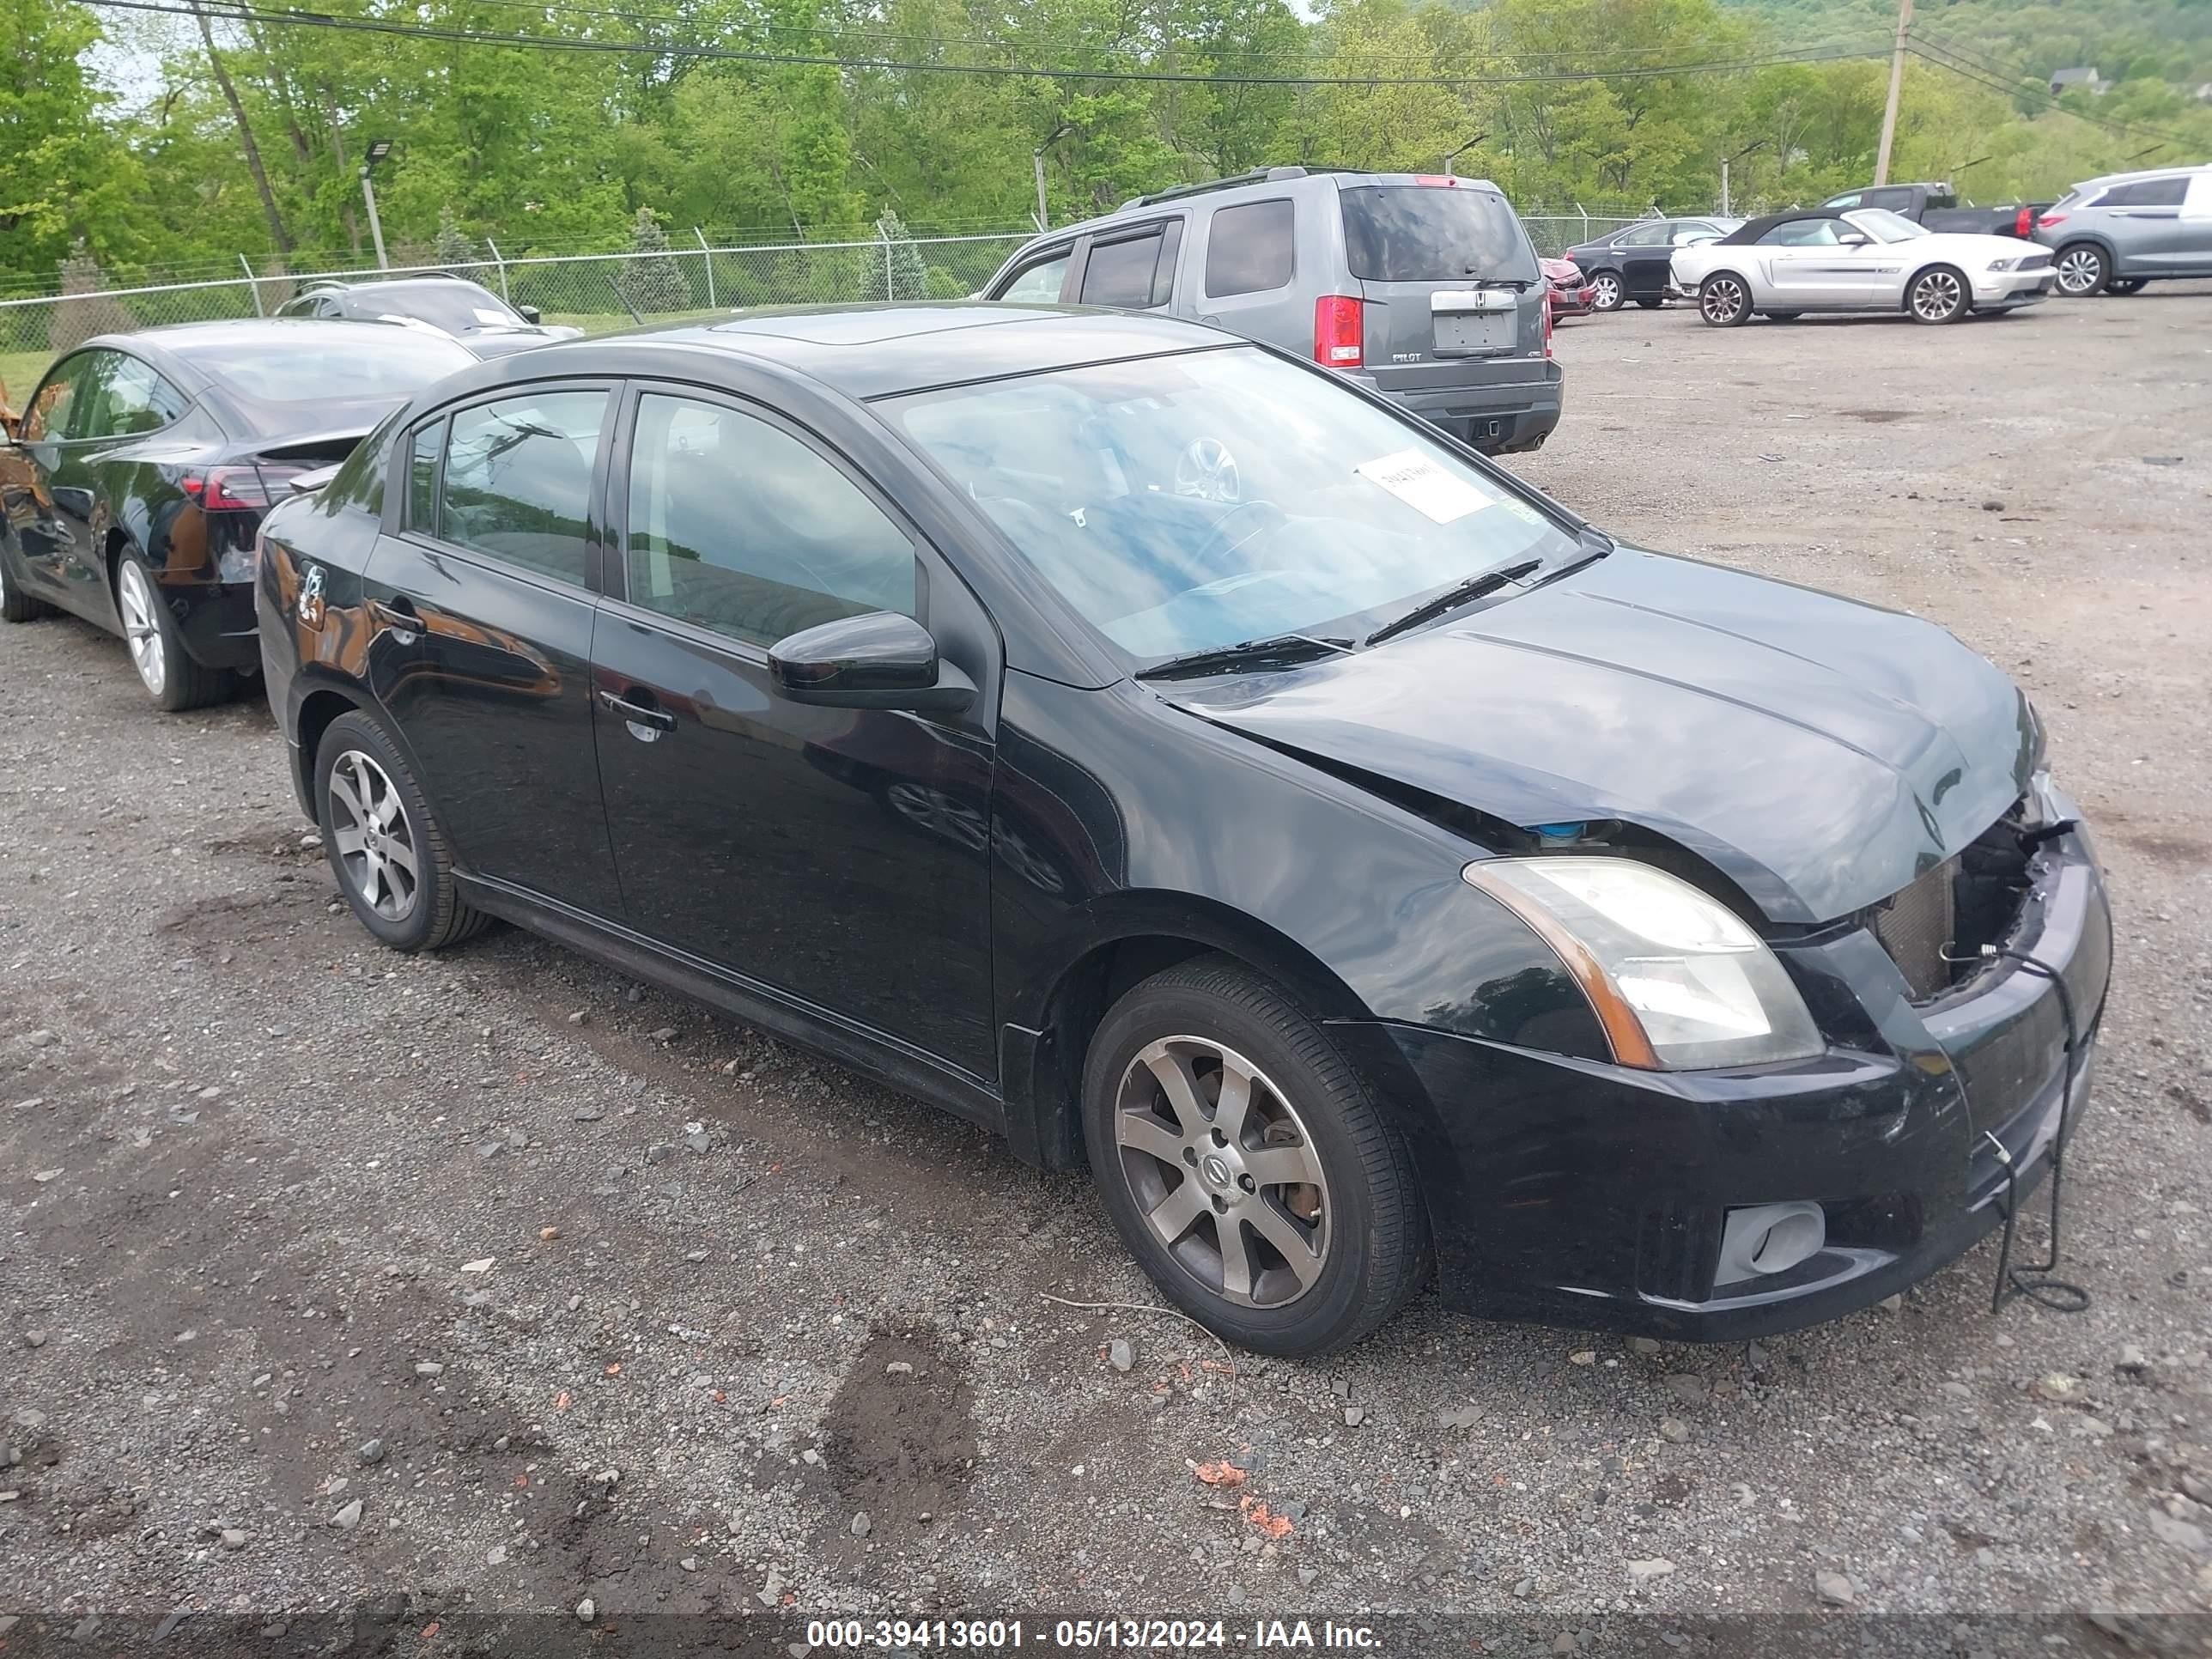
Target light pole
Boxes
[1721,140,1765,217]
[1441,133,1490,179]
[1033,124,1074,232]
[360,137,393,270]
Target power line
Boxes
[81,0,1887,88]
[1905,35,2201,147]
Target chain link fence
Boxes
[1,210,1677,387]
[0,232,1033,372]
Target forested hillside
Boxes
[6,0,2209,295]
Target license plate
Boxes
[1433,313,1512,353]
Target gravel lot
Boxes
[4,290,2211,1646]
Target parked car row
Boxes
[0,260,2111,1357]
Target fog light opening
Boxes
[1716,1201,1826,1287]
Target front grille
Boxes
[2019,253,2053,271]
[1873,857,1960,1000]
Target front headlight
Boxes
[1462,856,1824,1071]
[1987,257,2019,271]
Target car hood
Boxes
[1158,549,2038,924]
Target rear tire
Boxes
[1080,955,1427,1357]
[0,538,52,623]
[2053,243,2107,297]
[1589,270,1624,312]
[1698,272,1751,327]
[1907,264,1970,325]
[314,709,491,954]
[2107,276,2148,296]
[115,550,233,711]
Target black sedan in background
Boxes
[276,276,583,358]
[257,306,2109,1356]
[0,320,477,708]
[1564,216,1741,309]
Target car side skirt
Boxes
[453,872,1009,1139]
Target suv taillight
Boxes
[1542,293,1554,358]
[2038,210,2067,229]
[1314,295,1364,368]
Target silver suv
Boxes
[2033,163,2212,296]
[981,167,1562,453]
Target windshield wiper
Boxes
[1135,634,1352,682]
[1363,560,1540,647]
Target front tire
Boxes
[1589,270,1624,312]
[2054,243,2107,297]
[314,710,490,953]
[1908,264,1970,325]
[1698,272,1751,327]
[1081,956,1427,1357]
[115,550,232,711]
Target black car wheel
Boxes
[1634,297,1663,309]
[114,550,232,711]
[1081,955,1426,1356]
[315,710,490,953]
[1589,271,1624,312]
[2107,276,2148,296]
[1698,273,1751,327]
[0,538,52,623]
[1905,265,1971,325]
[2054,243,2107,297]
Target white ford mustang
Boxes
[1668,206,2057,326]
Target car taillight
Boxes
[182,465,299,512]
[2014,206,2034,239]
[2038,210,2067,229]
[1411,175,1461,188]
[1542,294,1554,358]
[1313,295,1364,368]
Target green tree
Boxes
[615,206,691,312]
[1,0,144,280]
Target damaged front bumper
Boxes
[1332,779,2112,1340]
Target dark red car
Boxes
[1543,257,1595,321]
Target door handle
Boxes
[368,596,421,641]
[599,687,676,734]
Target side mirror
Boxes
[517,304,542,325]
[1838,231,1871,247]
[769,611,975,713]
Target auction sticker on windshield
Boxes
[1354,448,1495,525]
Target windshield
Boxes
[1340,185,1540,283]
[1847,208,1931,243]
[367,282,526,333]
[884,346,1577,663]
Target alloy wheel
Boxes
[328,749,422,921]
[1591,273,1622,311]
[116,560,167,696]
[1699,276,1747,325]
[2055,247,2104,296]
[1911,269,1965,323]
[1111,1036,1331,1309]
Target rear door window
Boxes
[71,350,187,439]
[438,389,609,586]
[2104,177,2189,208]
[1203,199,1295,297]
[1339,185,1537,283]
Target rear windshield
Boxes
[186,331,477,404]
[361,282,525,333]
[1340,185,1538,283]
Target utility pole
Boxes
[360,138,393,270]
[1874,0,1915,186]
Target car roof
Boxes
[2074,162,2212,190]
[1716,210,1852,246]
[80,318,456,392]
[502,301,1238,401]
[1017,169,1511,253]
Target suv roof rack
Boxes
[1115,165,1386,213]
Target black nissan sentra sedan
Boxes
[0,320,477,709]
[254,305,2111,1357]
